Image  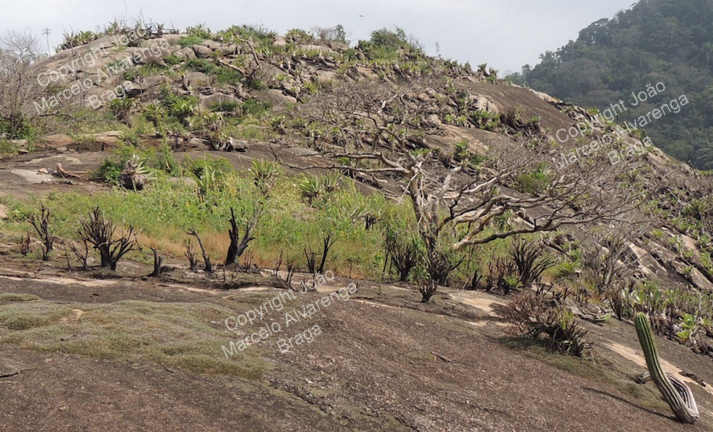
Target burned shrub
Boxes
[502,291,591,356]
[27,204,53,261]
[78,207,138,271]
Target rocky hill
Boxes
[1,22,713,431]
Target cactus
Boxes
[634,313,699,424]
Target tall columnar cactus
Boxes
[634,313,699,424]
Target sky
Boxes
[0,0,637,73]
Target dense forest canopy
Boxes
[512,0,713,169]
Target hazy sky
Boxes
[1,0,637,72]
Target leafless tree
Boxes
[581,220,647,318]
[187,228,212,273]
[70,239,90,270]
[149,247,163,277]
[277,78,640,302]
[582,221,646,291]
[0,31,45,138]
[184,239,198,271]
[225,207,259,266]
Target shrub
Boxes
[185,24,213,40]
[285,29,314,44]
[241,98,271,117]
[510,238,555,287]
[94,158,124,185]
[178,35,206,47]
[210,101,241,113]
[298,173,341,203]
[358,27,424,60]
[515,164,550,194]
[142,103,166,129]
[109,97,134,123]
[384,227,421,282]
[249,160,281,195]
[503,291,591,356]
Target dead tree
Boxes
[318,233,336,274]
[149,247,163,277]
[27,204,53,261]
[276,78,640,302]
[78,207,138,271]
[304,248,317,275]
[224,207,259,266]
[0,31,47,138]
[581,220,647,318]
[184,239,198,271]
[273,251,284,276]
[581,221,646,296]
[70,239,89,270]
[187,228,212,273]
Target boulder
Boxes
[174,47,196,61]
[227,138,248,152]
[199,93,242,111]
[201,40,222,51]
[94,131,122,148]
[191,44,213,58]
[161,34,183,45]
[298,44,336,55]
[254,89,297,106]
[187,137,210,148]
[185,71,211,87]
[315,70,337,82]
[137,38,169,49]
[215,44,238,56]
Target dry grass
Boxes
[0,293,40,302]
[0,299,268,379]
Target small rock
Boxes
[0,204,8,219]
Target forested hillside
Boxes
[513,0,713,169]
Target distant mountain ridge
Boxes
[513,0,713,170]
